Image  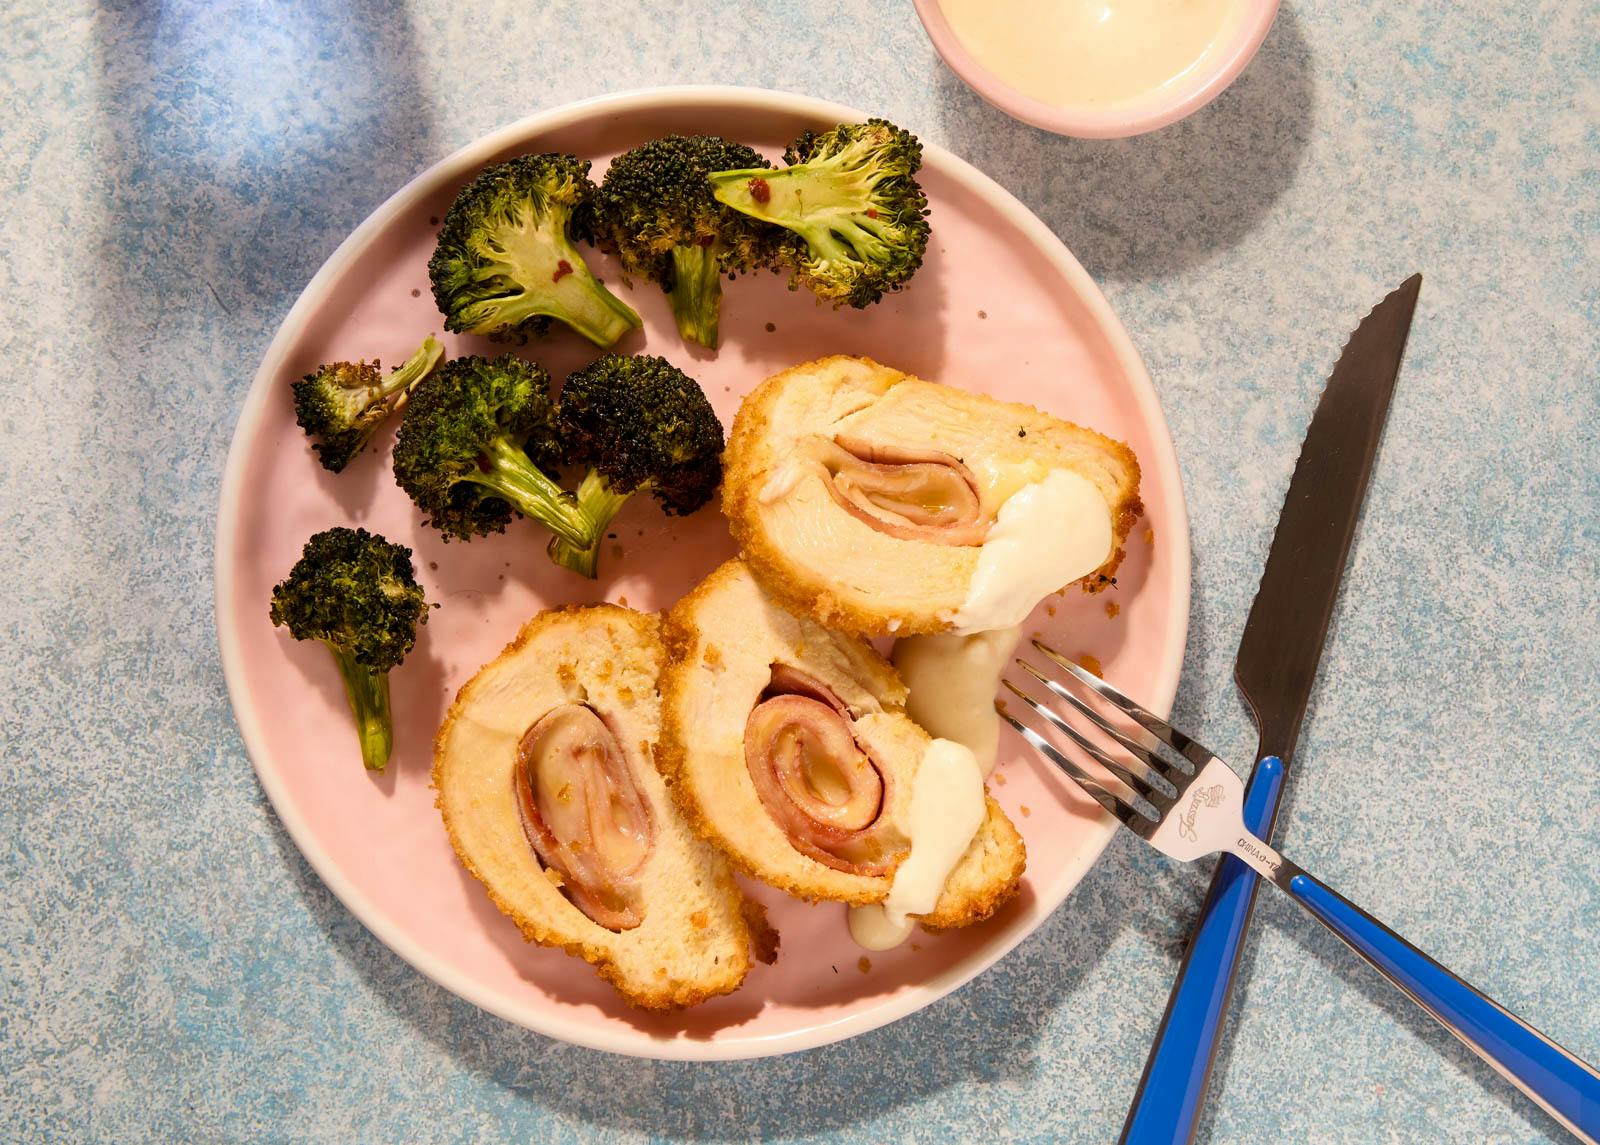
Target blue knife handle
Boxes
[1285,873,1600,1143]
[1119,755,1285,1145]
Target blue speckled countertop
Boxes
[4,1,1596,1141]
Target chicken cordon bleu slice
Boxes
[434,605,763,1010]
[722,355,1142,638]
[659,560,1025,941]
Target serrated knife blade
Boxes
[1234,272,1424,763]
[1120,273,1423,1145]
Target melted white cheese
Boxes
[953,469,1113,633]
[848,738,986,951]
[892,625,1022,778]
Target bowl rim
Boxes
[213,84,1192,1060]
[913,0,1281,139]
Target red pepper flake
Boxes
[865,207,878,219]
[552,259,573,283]
[748,176,771,204]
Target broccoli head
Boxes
[707,119,931,309]
[392,354,593,549]
[547,354,724,577]
[428,153,642,348]
[269,527,432,771]
[292,335,444,472]
[591,135,778,348]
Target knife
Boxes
[1119,273,1424,1144]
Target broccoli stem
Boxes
[710,164,874,234]
[464,436,595,550]
[666,244,724,349]
[386,334,446,401]
[330,645,393,772]
[547,470,633,578]
[545,257,643,348]
[475,223,642,347]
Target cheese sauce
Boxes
[893,625,1022,778]
[939,0,1243,109]
[954,469,1113,632]
[848,738,987,951]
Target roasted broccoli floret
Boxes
[708,119,931,309]
[392,354,593,549]
[547,354,724,578]
[269,527,432,771]
[291,336,444,472]
[591,135,778,348]
[428,154,642,347]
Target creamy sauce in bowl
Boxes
[939,0,1244,109]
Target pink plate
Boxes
[215,87,1190,1060]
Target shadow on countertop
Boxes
[932,4,1314,283]
[265,804,1206,1140]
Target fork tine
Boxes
[995,705,1153,831]
[1000,678,1177,808]
[1014,660,1183,795]
[1032,641,1216,772]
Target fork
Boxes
[998,641,1600,1144]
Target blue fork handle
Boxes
[1283,872,1600,1143]
[1120,755,1286,1145]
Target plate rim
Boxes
[214,84,1192,1061]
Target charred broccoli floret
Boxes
[428,154,641,347]
[392,354,593,549]
[547,354,724,578]
[291,336,444,472]
[708,119,931,308]
[591,135,778,348]
[269,527,432,771]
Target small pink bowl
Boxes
[915,0,1280,139]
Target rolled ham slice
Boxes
[816,437,989,546]
[744,667,893,874]
[514,704,654,930]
